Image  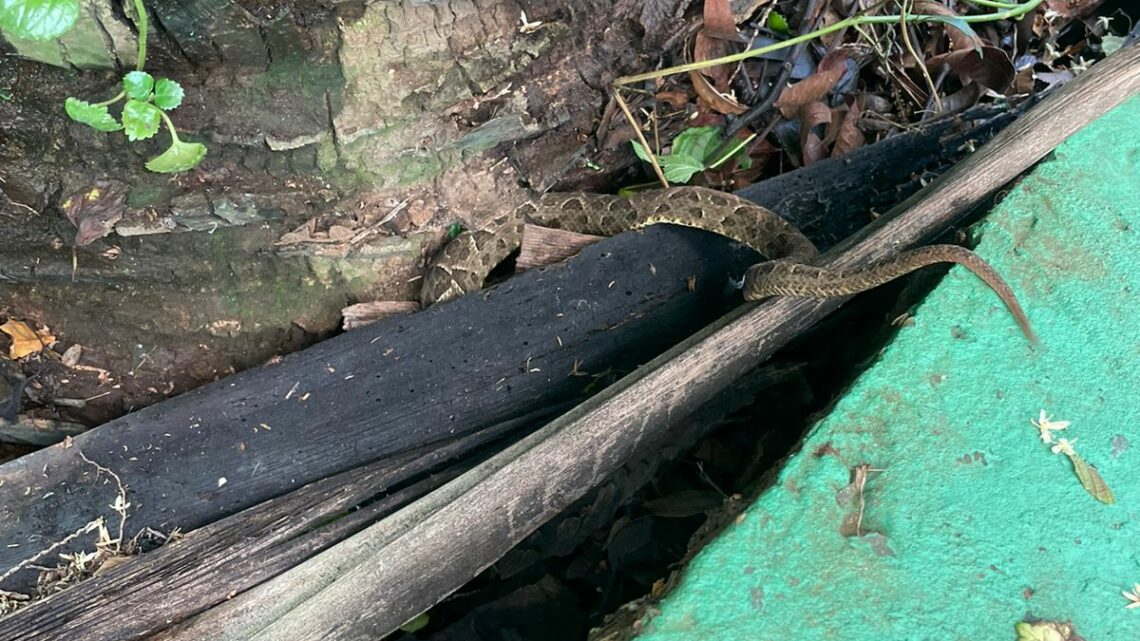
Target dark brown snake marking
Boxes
[421,187,1035,342]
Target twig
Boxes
[899,0,942,115]
[614,90,670,188]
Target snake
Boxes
[421,186,1035,342]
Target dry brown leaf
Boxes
[914,1,983,52]
[654,91,690,109]
[690,66,748,115]
[926,45,1015,92]
[937,83,983,113]
[688,0,747,116]
[775,49,850,117]
[832,96,864,158]
[701,0,740,41]
[798,102,833,165]
[1,320,56,359]
[61,180,128,246]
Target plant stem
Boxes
[613,0,1046,85]
[158,109,182,144]
[94,91,126,107]
[133,0,148,71]
[614,90,670,188]
[706,133,757,170]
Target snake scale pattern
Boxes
[421,186,1035,342]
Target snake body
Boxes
[421,187,1034,342]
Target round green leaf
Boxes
[145,140,206,173]
[0,0,80,41]
[122,70,154,100]
[64,97,122,132]
[121,99,162,141]
[153,78,184,110]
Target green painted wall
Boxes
[639,96,1140,640]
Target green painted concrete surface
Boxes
[639,96,1140,640]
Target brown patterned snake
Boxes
[421,186,1035,342]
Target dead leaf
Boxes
[61,180,128,246]
[654,91,690,109]
[832,96,864,157]
[1,320,56,359]
[775,49,852,117]
[798,102,833,165]
[61,344,83,367]
[937,83,983,113]
[914,1,984,52]
[701,0,741,41]
[690,66,748,115]
[688,0,747,116]
[1069,452,1115,504]
[926,45,1015,92]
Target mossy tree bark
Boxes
[0,0,654,421]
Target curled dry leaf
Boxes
[689,0,747,116]
[775,48,856,117]
[61,179,128,246]
[938,83,984,113]
[797,101,833,165]
[654,91,690,109]
[914,0,984,52]
[701,0,741,41]
[0,320,56,359]
[832,95,864,158]
[926,45,1015,92]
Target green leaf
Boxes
[670,126,721,164]
[447,222,466,239]
[399,613,430,633]
[631,140,652,163]
[121,99,161,141]
[145,139,207,173]
[0,0,80,41]
[658,155,707,184]
[122,71,154,100]
[153,78,185,110]
[631,127,751,184]
[1101,35,1124,56]
[767,11,789,35]
[64,97,122,132]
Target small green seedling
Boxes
[0,0,206,173]
[66,70,206,173]
[631,126,753,184]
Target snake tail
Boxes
[742,244,1037,344]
